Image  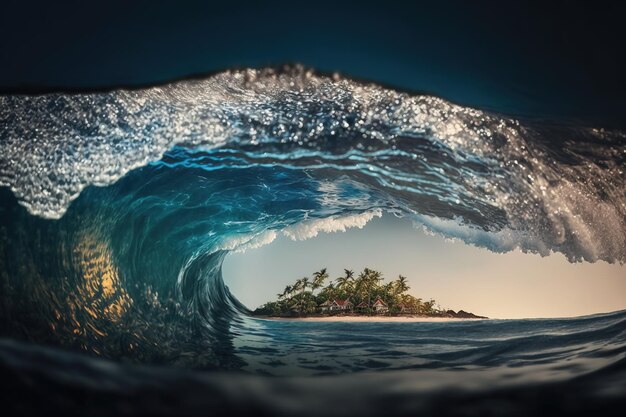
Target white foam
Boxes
[413,214,551,257]
[216,230,278,254]
[282,210,382,241]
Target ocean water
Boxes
[1,67,625,415]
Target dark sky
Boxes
[1,1,625,126]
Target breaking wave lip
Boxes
[1,65,624,264]
[216,210,382,254]
[281,209,382,241]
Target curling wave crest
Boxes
[1,66,624,264]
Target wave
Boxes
[1,66,624,263]
[0,66,625,380]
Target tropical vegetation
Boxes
[252,267,443,316]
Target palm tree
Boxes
[336,269,353,289]
[344,269,354,281]
[278,284,293,301]
[382,281,395,307]
[335,269,354,298]
[368,269,383,313]
[299,277,310,314]
[323,282,337,300]
[292,279,303,294]
[355,268,381,313]
[415,297,423,314]
[300,277,310,294]
[354,269,368,305]
[311,268,329,295]
[423,298,436,315]
[289,279,303,313]
[395,275,410,295]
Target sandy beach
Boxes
[255,315,488,323]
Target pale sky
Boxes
[223,214,626,319]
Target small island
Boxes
[253,268,487,320]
